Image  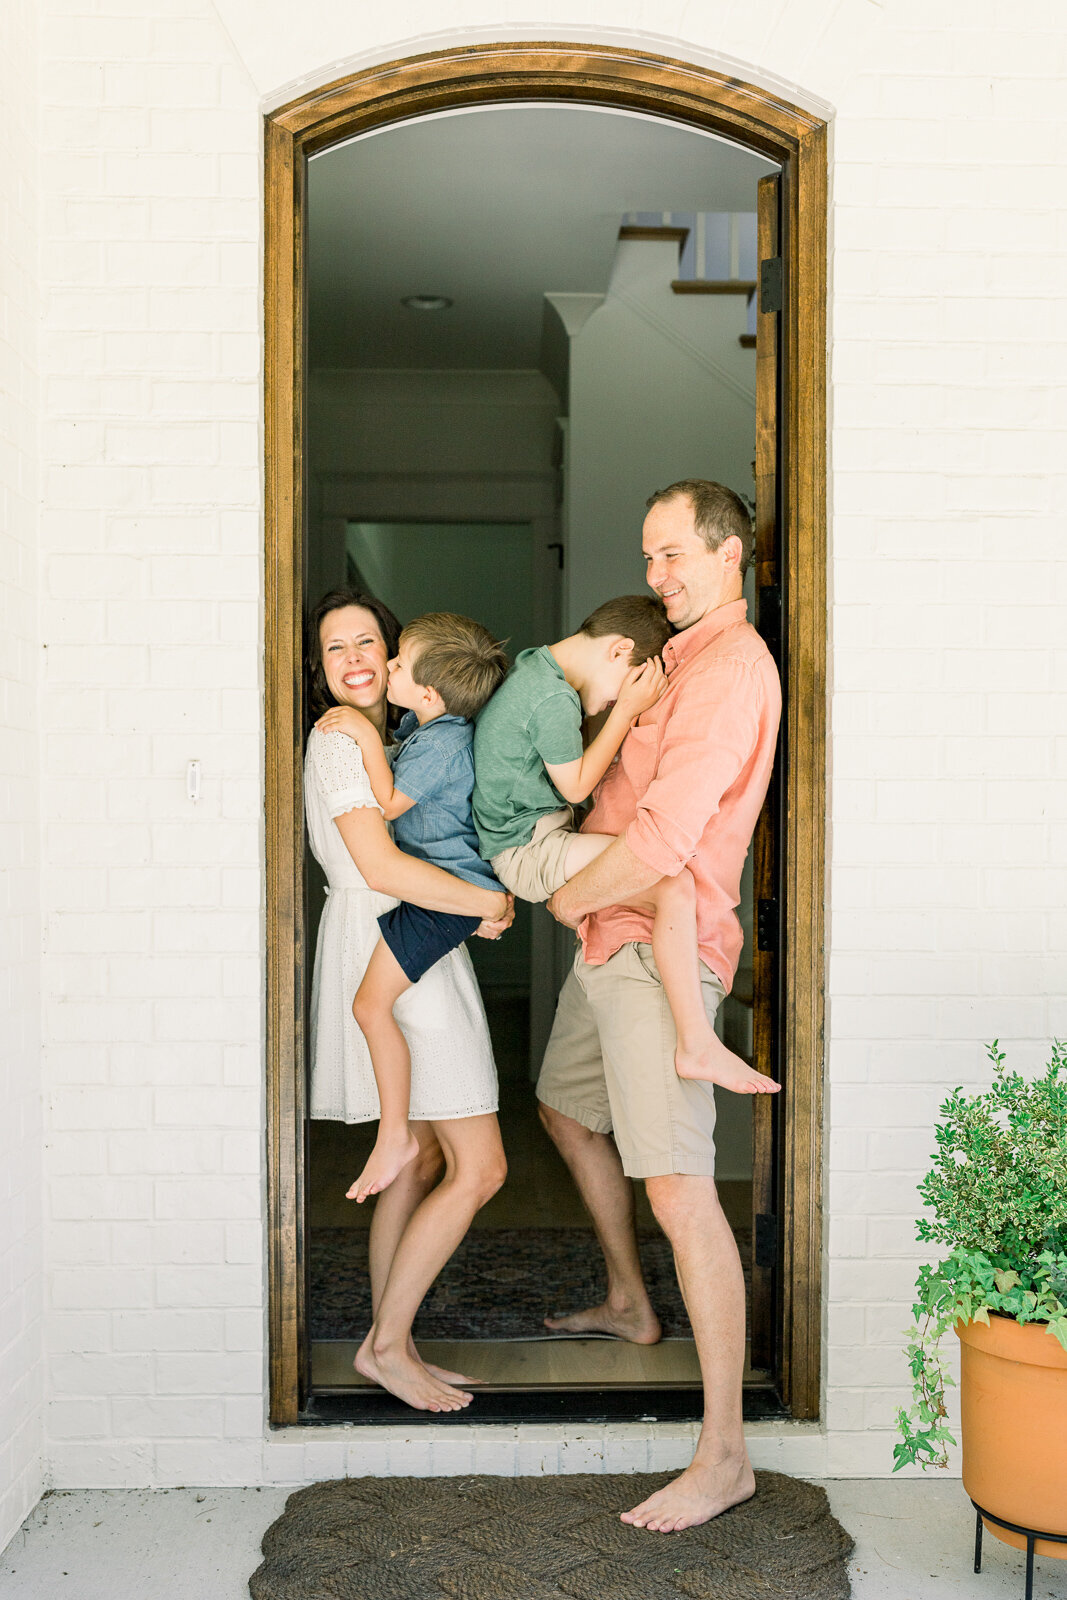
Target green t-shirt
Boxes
[473,646,584,857]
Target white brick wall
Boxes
[0,0,46,1552]
[36,0,268,1496]
[0,0,1062,1512]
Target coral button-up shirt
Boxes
[578,597,782,992]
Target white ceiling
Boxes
[307,105,777,370]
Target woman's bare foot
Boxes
[354,1335,473,1412]
[675,1033,780,1094]
[406,1337,482,1388]
[347,1128,420,1203]
[544,1299,661,1344]
[621,1455,755,1533]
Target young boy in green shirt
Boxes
[474,595,738,1087]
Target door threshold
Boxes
[302,1384,785,1426]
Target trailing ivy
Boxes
[895,1041,1067,1472]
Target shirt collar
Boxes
[663,598,748,672]
[399,710,468,739]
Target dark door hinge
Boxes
[757,897,779,953]
[760,255,783,314]
[757,582,781,657]
[755,1212,778,1271]
[546,542,564,570]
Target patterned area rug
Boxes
[250,1471,854,1600]
[310,1225,751,1342]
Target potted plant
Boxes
[895,1042,1067,1561]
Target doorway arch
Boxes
[264,41,826,1428]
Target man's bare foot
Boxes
[354,1335,473,1413]
[346,1127,420,1204]
[544,1300,661,1344]
[675,1033,780,1094]
[621,1456,755,1533]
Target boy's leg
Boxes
[562,829,614,878]
[349,938,420,1203]
[638,872,780,1094]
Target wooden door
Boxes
[749,172,783,1377]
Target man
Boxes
[538,479,782,1533]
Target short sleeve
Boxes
[309,730,382,819]
[527,693,583,767]
[391,730,442,806]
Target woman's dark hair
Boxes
[304,588,402,727]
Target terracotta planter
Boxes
[957,1313,1067,1558]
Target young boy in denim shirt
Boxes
[316,612,508,1202]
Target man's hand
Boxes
[545,881,583,929]
[474,892,515,941]
[316,705,375,744]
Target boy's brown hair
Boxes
[578,595,672,664]
[402,612,508,721]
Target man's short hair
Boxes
[578,595,672,664]
[401,612,508,721]
[645,479,755,576]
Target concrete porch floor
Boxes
[1,1480,1066,1599]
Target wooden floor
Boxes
[312,1337,706,1389]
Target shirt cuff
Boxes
[625,813,686,879]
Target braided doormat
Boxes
[249,1471,853,1600]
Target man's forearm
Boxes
[554,835,662,922]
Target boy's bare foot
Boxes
[346,1128,420,1204]
[354,1336,473,1413]
[675,1034,780,1094]
[544,1299,661,1344]
[621,1455,755,1533]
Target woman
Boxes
[304,587,510,1413]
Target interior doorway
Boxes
[264,42,827,1429]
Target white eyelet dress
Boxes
[304,728,499,1124]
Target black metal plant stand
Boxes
[973,1500,1067,1600]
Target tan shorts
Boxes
[490,807,575,902]
[536,941,724,1179]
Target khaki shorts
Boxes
[491,807,575,902]
[536,941,724,1179]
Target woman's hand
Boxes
[316,705,376,744]
[613,656,667,724]
[474,893,515,941]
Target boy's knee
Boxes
[351,986,377,1028]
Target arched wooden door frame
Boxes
[264,42,827,1427]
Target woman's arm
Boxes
[334,805,508,919]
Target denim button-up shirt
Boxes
[391,711,502,890]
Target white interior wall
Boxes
[0,0,45,1552]
[0,0,1060,1518]
[306,367,559,602]
[562,236,757,628]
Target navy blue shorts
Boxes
[376,902,481,984]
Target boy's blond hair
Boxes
[402,612,508,722]
[579,595,672,664]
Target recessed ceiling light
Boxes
[401,295,453,312]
